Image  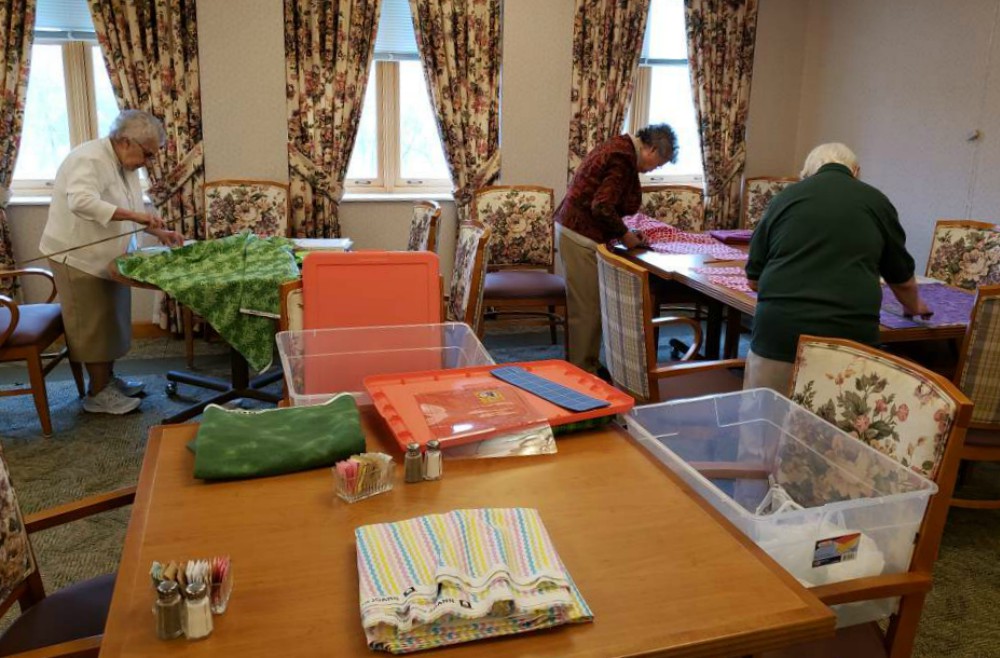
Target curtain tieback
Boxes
[147,142,205,207]
[452,150,502,209]
[288,146,344,203]
[0,186,10,209]
[704,148,747,197]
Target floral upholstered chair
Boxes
[0,444,135,655]
[924,219,1000,290]
[596,245,742,403]
[407,201,442,253]
[740,176,797,230]
[640,185,705,231]
[446,221,492,335]
[473,185,567,351]
[951,284,1000,509]
[764,336,972,658]
[203,180,290,240]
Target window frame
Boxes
[344,59,453,196]
[11,36,111,196]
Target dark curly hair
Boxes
[636,123,678,164]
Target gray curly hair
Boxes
[109,110,166,147]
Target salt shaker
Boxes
[423,440,442,480]
[404,443,423,483]
[154,580,184,640]
[184,581,214,640]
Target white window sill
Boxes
[8,195,53,206]
[342,191,453,203]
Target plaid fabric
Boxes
[958,294,1000,424]
[0,445,34,604]
[597,256,649,400]
[408,205,435,251]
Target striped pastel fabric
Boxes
[597,255,650,400]
[355,508,592,653]
[957,292,1000,424]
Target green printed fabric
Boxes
[189,394,366,481]
[117,233,300,370]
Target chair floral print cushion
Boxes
[407,201,442,252]
[0,446,33,603]
[741,177,797,230]
[925,220,1000,290]
[204,180,290,240]
[790,338,959,480]
[447,222,491,333]
[640,185,705,231]
[473,186,554,268]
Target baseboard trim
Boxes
[132,322,171,339]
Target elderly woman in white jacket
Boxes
[39,110,183,415]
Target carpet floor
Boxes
[1,330,998,656]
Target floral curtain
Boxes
[89,0,205,332]
[685,0,759,229]
[566,0,649,182]
[285,0,380,238]
[0,0,35,297]
[409,0,502,222]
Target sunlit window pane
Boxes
[13,44,71,180]
[645,0,688,61]
[398,61,450,182]
[346,65,378,180]
[92,46,119,137]
[646,65,703,177]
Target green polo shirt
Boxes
[745,163,915,363]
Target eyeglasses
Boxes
[130,138,157,161]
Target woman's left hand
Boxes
[150,228,185,247]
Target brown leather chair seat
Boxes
[483,271,566,299]
[0,572,115,656]
[0,303,63,348]
[965,427,1000,447]
[657,365,744,400]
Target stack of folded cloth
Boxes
[355,508,592,654]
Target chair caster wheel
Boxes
[165,382,178,396]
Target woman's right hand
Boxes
[138,212,165,231]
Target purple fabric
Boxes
[708,229,754,244]
[879,283,974,329]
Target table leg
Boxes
[705,300,723,360]
[724,309,743,359]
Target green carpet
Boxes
[1,333,999,657]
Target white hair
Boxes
[109,109,166,146]
[800,142,858,178]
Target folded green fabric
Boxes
[190,395,366,481]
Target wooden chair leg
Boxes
[885,592,926,658]
[26,350,53,437]
[548,305,558,345]
[562,308,571,363]
[183,305,195,368]
[69,360,86,398]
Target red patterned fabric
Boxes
[623,214,747,261]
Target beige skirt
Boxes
[49,259,131,363]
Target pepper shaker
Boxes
[184,581,214,640]
[404,443,423,483]
[153,580,184,640]
[423,440,442,480]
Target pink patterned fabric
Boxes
[692,266,755,292]
[623,214,747,261]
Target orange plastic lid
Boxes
[301,251,442,329]
[365,360,634,451]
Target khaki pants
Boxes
[558,226,602,373]
[49,259,131,364]
[743,349,795,395]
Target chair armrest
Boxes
[3,634,100,657]
[0,268,57,302]
[651,358,746,380]
[810,572,933,606]
[650,315,702,360]
[23,487,136,534]
[0,294,19,347]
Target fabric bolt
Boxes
[878,283,974,330]
[48,259,131,364]
[189,394,365,480]
[708,229,754,244]
[0,0,35,296]
[355,508,592,654]
[956,291,1000,425]
[116,233,299,371]
[559,227,602,373]
[597,253,649,400]
[622,214,747,261]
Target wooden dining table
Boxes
[100,415,835,657]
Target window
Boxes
[345,0,451,194]
[625,0,704,183]
[12,0,119,192]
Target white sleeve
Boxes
[64,158,118,226]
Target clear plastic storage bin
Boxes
[276,323,494,406]
[625,389,937,627]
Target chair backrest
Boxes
[596,245,656,402]
[0,445,36,617]
[640,185,705,231]
[447,221,491,334]
[472,185,554,270]
[204,179,290,240]
[279,279,304,332]
[925,219,1000,290]
[740,176,797,230]
[407,201,442,253]
[955,284,1000,427]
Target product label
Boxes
[812,532,861,568]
